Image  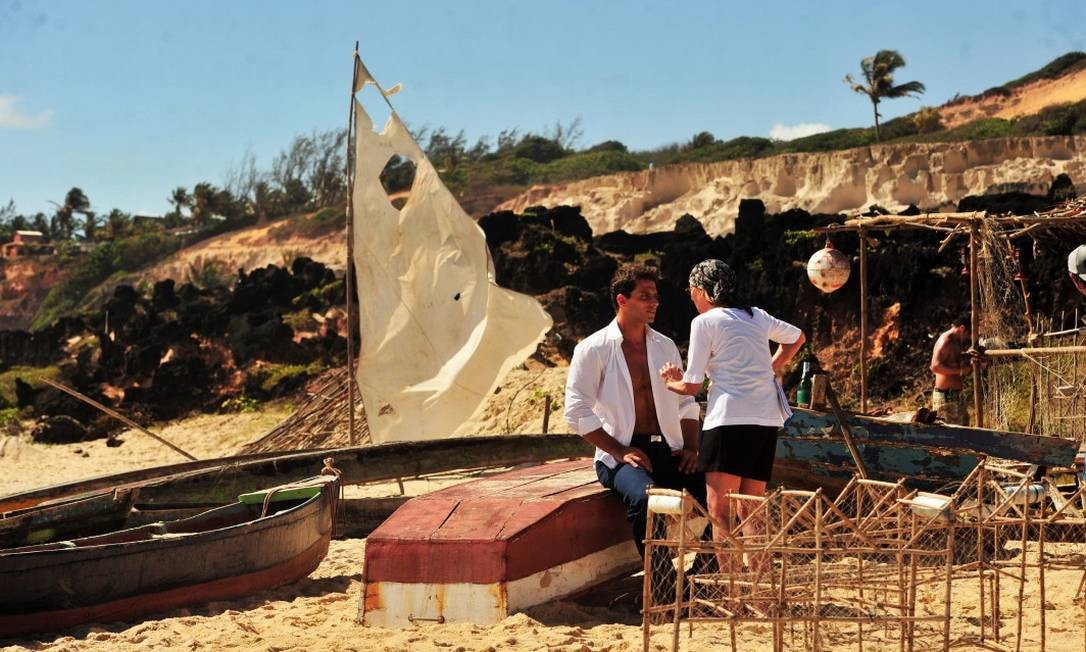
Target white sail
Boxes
[351,58,552,443]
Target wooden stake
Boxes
[40,378,197,461]
[672,491,687,652]
[1039,504,1046,652]
[643,501,654,652]
[859,227,868,413]
[970,221,984,428]
[542,394,551,434]
[825,382,869,479]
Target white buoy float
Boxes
[807,241,851,293]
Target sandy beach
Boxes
[2,398,1085,651]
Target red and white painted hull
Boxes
[359,459,638,626]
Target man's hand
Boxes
[673,447,698,474]
[619,446,653,472]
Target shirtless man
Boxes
[564,264,705,558]
[930,314,976,425]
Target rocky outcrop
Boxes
[497,136,1086,236]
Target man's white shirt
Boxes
[564,319,700,469]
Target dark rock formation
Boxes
[31,415,92,444]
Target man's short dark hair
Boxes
[953,312,971,329]
[610,264,659,310]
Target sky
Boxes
[1,1,1084,217]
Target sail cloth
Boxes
[351,58,552,443]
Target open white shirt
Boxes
[564,319,701,469]
[682,307,802,429]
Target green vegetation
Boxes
[0,365,61,409]
[270,206,345,241]
[221,395,262,413]
[1003,51,1086,90]
[0,407,19,427]
[245,361,326,398]
[31,231,184,330]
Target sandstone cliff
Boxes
[0,258,66,330]
[497,136,1086,236]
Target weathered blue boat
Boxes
[774,407,1079,492]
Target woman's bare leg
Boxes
[705,471,743,573]
[737,477,771,599]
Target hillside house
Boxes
[1,231,53,258]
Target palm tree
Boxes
[845,50,925,142]
[191,182,215,226]
[50,187,91,240]
[168,186,190,220]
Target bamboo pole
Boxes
[345,43,360,446]
[970,221,984,428]
[672,492,688,652]
[983,345,1086,357]
[825,382,869,479]
[1039,507,1046,651]
[859,227,868,413]
[40,378,197,461]
[643,500,654,652]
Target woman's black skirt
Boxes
[697,424,780,482]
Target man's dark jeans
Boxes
[594,434,708,557]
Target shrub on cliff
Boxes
[31,232,183,330]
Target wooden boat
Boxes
[774,407,1080,493]
[360,458,639,626]
[0,475,339,639]
[0,434,592,516]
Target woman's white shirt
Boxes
[681,307,802,429]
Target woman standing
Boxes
[660,259,805,561]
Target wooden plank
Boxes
[366,498,459,540]
[431,498,521,541]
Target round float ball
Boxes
[806,243,851,293]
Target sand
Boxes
[3,404,1085,651]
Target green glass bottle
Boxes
[796,361,812,407]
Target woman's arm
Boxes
[660,362,702,395]
[771,330,806,375]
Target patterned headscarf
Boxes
[688,259,741,308]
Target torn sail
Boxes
[351,58,552,443]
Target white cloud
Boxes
[769,122,831,141]
[0,95,54,129]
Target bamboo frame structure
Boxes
[642,458,1086,651]
[810,199,1086,421]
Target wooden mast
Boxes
[345,42,360,445]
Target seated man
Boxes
[564,264,707,587]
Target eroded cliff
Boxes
[497,136,1086,236]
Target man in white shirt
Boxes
[564,264,705,560]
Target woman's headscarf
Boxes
[688,259,750,313]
